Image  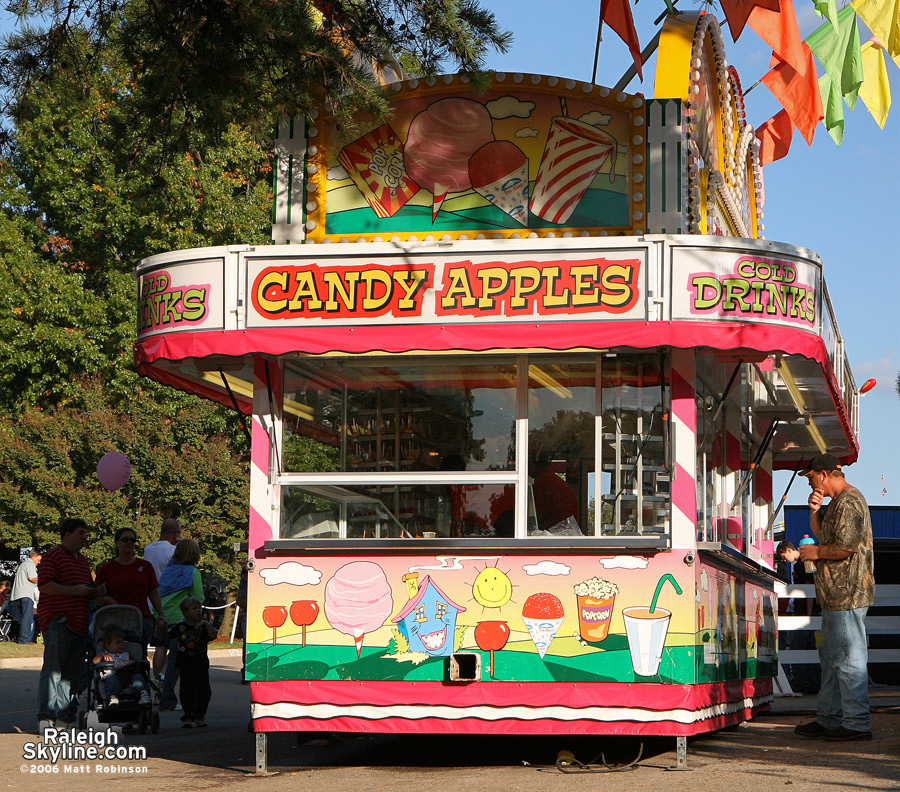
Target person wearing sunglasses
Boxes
[95,527,167,649]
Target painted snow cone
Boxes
[522,592,564,658]
[468,141,529,226]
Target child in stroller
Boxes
[93,627,151,707]
[84,604,158,733]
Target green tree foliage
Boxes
[2,0,511,153]
[0,34,267,584]
[0,378,247,579]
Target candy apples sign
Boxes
[248,253,643,326]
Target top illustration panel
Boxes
[306,74,647,242]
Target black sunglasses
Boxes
[118,536,137,543]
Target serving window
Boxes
[278,352,669,541]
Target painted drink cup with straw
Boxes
[529,116,618,225]
[624,573,683,677]
[623,606,672,676]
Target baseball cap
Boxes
[798,453,841,476]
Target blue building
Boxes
[392,573,466,657]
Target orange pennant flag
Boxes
[749,0,806,73]
[761,42,824,144]
[601,0,643,80]
[719,0,782,43]
[756,109,794,164]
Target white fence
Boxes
[774,583,900,694]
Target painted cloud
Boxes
[487,96,536,119]
[579,111,612,127]
[598,556,649,570]
[260,562,323,586]
[327,164,349,181]
[523,560,571,576]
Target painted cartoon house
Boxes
[393,573,466,657]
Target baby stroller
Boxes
[0,607,14,641]
[82,604,159,733]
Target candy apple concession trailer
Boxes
[133,14,861,768]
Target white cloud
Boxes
[260,562,322,586]
[523,560,571,576]
[327,165,349,181]
[598,556,649,570]
[515,127,540,138]
[487,96,536,119]
[579,111,612,127]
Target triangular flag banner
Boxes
[819,72,846,144]
[749,0,806,73]
[859,40,891,127]
[719,0,782,43]
[851,0,900,59]
[756,109,794,164]
[600,0,643,80]
[813,0,840,31]
[762,43,824,144]
[806,5,863,111]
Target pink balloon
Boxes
[97,452,131,491]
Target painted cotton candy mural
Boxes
[403,97,494,220]
[324,561,393,657]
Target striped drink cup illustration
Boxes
[529,116,618,225]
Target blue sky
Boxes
[484,0,900,507]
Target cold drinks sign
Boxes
[135,239,823,336]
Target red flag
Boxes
[601,0,643,80]
[756,109,794,164]
[761,43,823,144]
[748,0,805,73]
[719,0,782,43]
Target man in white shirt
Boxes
[144,519,181,680]
[10,549,41,643]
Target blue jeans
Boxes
[816,607,870,732]
[38,618,88,723]
[101,669,147,697]
[9,597,35,643]
[160,638,181,709]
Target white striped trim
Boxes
[252,693,773,725]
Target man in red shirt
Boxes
[36,518,106,731]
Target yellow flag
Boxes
[860,40,892,128]
[851,0,900,58]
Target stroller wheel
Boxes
[138,711,148,735]
[150,711,160,734]
[78,712,87,729]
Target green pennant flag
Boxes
[819,73,846,144]
[806,5,863,110]
[814,0,840,31]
